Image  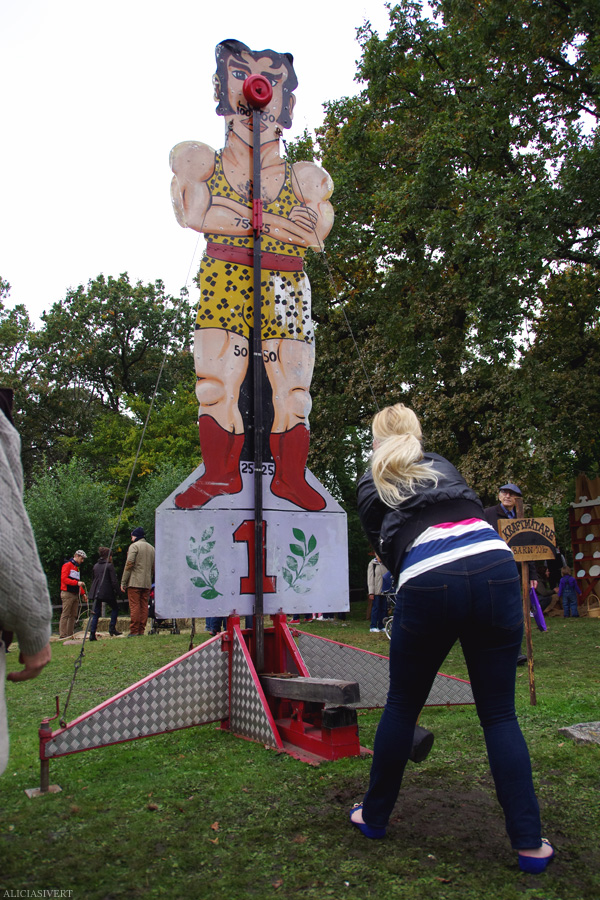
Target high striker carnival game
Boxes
[34,40,473,791]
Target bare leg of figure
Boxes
[175,329,248,509]
[264,338,325,511]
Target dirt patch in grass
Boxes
[327,769,597,887]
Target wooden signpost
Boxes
[499,508,556,705]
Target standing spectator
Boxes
[532,564,554,612]
[367,555,389,633]
[121,528,155,637]
[558,566,581,618]
[484,483,521,531]
[205,616,226,637]
[546,547,567,590]
[484,484,538,590]
[88,547,121,640]
[59,550,87,639]
[484,483,534,666]
[1,388,52,775]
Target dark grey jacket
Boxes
[89,558,119,601]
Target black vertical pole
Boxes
[251,105,265,672]
[515,496,536,705]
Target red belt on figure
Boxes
[206,241,304,272]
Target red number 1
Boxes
[233,520,277,594]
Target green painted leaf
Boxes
[286,556,298,572]
[307,535,317,554]
[200,556,215,573]
[191,576,208,588]
[201,588,220,600]
[293,584,310,594]
[289,543,305,557]
[306,553,319,567]
[201,527,214,542]
[292,528,306,544]
[199,541,216,554]
[186,555,199,571]
[282,568,293,585]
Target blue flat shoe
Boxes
[518,839,554,873]
[349,803,386,839]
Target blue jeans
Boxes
[90,597,118,634]
[561,591,579,617]
[370,595,387,630]
[362,550,542,849]
[206,617,226,634]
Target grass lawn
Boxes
[1,606,599,900]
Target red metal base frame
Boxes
[32,614,471,791]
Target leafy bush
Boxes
[25,459,118,599]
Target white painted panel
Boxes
[155,466,349,617]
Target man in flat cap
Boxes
[485,483,534,665]
[121,528,155,637]
[484,483,523,533]
[59,549,87,639]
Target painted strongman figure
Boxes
[170,39,334,511]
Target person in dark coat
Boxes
[484,483,523,532]
[88,547,121,640]
[484,483,537,665]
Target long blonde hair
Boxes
[371,404,440,507]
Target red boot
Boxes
[269,425,326,511]
[175,416,244,509]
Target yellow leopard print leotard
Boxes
[195,152,313,343]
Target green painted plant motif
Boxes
[282,528,319,593]
[186,528,222,599]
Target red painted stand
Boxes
[31,614,472,791]
[221,614,365,763]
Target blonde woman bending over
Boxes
[352,404,554,874]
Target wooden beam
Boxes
[258,675,360,705]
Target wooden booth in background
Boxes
[569,474,600,617]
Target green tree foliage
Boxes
[307,0,600,511]
[133,461,195,546]
[0,273,195,483]
[521,266,600,494]
[2,274,199,589]
[25,459,120,600]
[35,273,192,412]
[0,279,33,381]
[78,384,200,503]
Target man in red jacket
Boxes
[59,550,86,638]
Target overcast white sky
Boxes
[1,0,393,323]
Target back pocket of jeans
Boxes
[489,576,524,630]
[398,583,447,635]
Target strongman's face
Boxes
[225,53,292,144]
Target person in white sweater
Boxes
[0,390,52,774]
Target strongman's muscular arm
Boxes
[171,144,334,247]
[170,142,216,230]
[256,162,334,247]
[201,167,334,247]
[202,195,321,245]
[289,161,335,247]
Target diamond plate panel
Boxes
[295,632,473,707]
[44,637,229,758]
[229,628,282,748]
[425,671,474,705]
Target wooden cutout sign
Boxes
[498,517,556,561]
[156,39,348,620]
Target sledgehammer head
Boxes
[410,725,434,763]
